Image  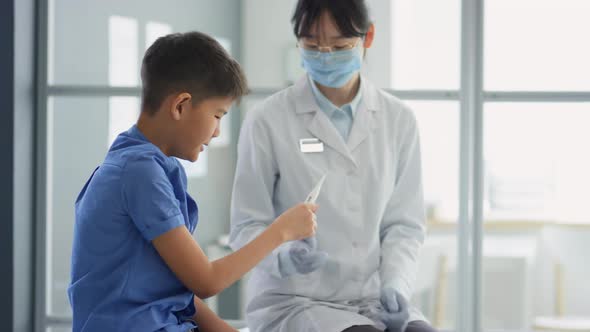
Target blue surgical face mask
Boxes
[300,43,363,88]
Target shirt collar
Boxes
[127,124,149,142]
[308,75,363,118]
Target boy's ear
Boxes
[170,92,192,120]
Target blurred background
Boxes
[3,0,590,331]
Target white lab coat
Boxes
[230,75,427,332]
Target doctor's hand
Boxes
[277,236,328,278]
[377,288,410,332]
[272,203,318,242]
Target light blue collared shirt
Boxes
[308,75,363,141]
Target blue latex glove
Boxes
[377,288,410,332]
[277,237,328,278]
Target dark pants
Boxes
[342,320,439,332]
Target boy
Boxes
[68,31,318,332]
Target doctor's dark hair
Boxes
[140,31,248,114]
[291,0,371,38]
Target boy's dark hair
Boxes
[141,31,248,114]
[291,0,371,39]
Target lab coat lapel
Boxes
[347,78,380,152]
[293,76,355,165]
[306,112,353,162]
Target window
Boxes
[485,0,590,91]
[391,0,460,90]
[390,0,590,331]
[484,103,590,223]
[408,101,460,221]
[389,1,461,329]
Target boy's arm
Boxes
[152,203,315,299]
[153,222,283,299]
[192,296,238,332]
[122,149,315,298]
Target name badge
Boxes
[299,138,324,153]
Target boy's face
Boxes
[173,95,234,162]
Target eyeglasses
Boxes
[296,37,363,58]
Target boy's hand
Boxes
[271,202,328,278]
[273,203,318,242]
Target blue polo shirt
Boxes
[68,125,199,332]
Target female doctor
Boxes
[230,1,437,331]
